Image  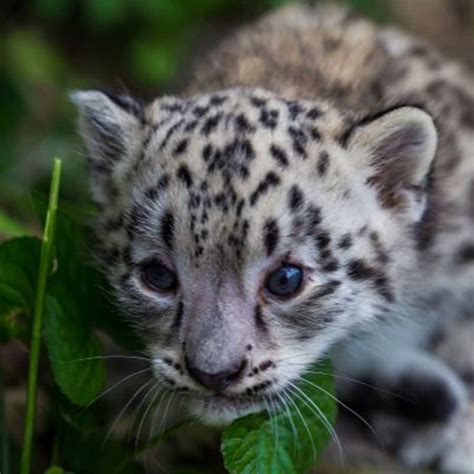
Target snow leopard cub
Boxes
[72,4,474,471]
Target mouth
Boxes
[183,391,271,425]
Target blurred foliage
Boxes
[0,0,393,231]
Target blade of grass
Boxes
[20,158,62,474]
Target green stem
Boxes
[20,159,62,474]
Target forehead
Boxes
[129,88,347,262]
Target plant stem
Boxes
[20,158,62,474]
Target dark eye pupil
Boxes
[266,265,303,297]
[142,263,177,292]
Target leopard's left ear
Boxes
[346,106,438,218]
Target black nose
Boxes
[185,358,246,392]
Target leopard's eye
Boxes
[141,262,177,293]
[265,264,303,298]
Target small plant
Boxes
[0,161,336,473]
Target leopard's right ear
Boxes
[70,90,145,203]
[70,89,144,170]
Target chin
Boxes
[185,394,265,426]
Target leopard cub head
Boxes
[72,87,437,423]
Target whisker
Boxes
[267,396,280,456]
[128,381,161,445]
[283,387,317,462]
[82,367,151,412]
[104,378,154,444]
[274,390,299,456]
[284,363,408,401]
[135,383,163,450]
[287,382,344,468]
[298,377,379,442]
[54,354,151,364]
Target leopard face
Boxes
[72,87,437,423]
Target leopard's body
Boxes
[72,4,474,471]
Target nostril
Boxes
[185,357,246,392]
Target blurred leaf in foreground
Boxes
[222,359,336,474]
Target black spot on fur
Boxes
[347,259,394,301]
[317,151,330,176]
[263,219,279,256]
[184,120,198,132]
[201,113,222,135]
[311,280,341,299]
[193,105,209,117]
[288,185,304,212]
[177,164,193,188]
[173,138,188,156]
[347,259,375,280]
[209,95,227,106]
[254,304,268,333]
[160,119,184,150]
[161,212,175,250]
[316,231,331,250]
[321,259,339,272]
[269,144,289,168]
[171,301,184,330]
[259,109,279,128]
[287,101,304,120]
[160,102,183,113]
[306,106,323,120]
[310,127,321,141]
[457,243,474,264]
[259,360,273,372]
[202,143,213,162]
[250,97,266,108]
[288,126,307,157]
[249,171,280,206]
[369,231,390,264]
[235,113,255,133]
[305,205,322,232]
[338,233,353,249]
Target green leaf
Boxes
[44,293,105,406]
[59,424,141,474]
[0,237,41,342]
[222,360,336,474]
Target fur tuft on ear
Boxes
[347,106,438,216]
[70,90,143,168]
